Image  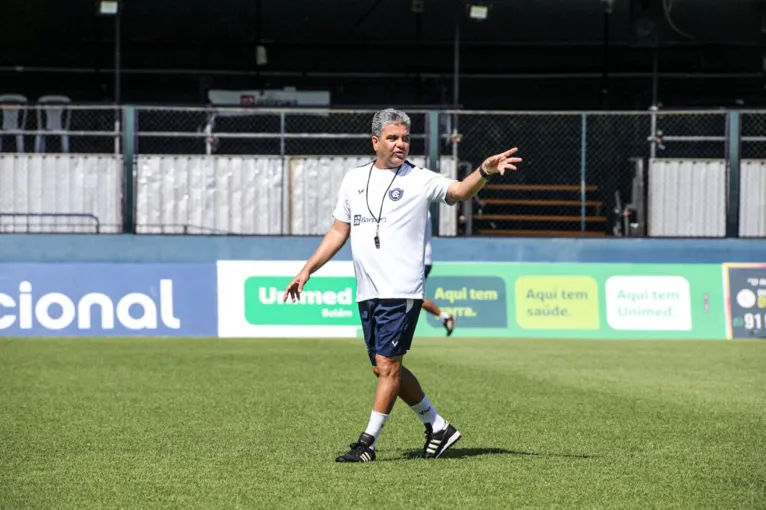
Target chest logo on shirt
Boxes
[353,214,386,226]
[388,188,404,201]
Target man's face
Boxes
[372,123,410,168]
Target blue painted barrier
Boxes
[0,234,765,264]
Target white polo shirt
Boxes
[425,211,433,267]
[332,160,455,302]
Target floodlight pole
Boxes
[651,47,659,106]
[452,1,462,236]
[453,1,460,106]
[115,0,122,104]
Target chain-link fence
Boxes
[0,103,761,237]
[0,105,123,233]
[739,110,766,238]
[450,110,730,237]
[742,110,766,159]
[450,112,613,237]
[135,107,428,157]
[0,104,121,154]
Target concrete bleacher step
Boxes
[483,184,599,192]
[474,214,606,222]
[481,198,603,206]
[475,229,606,237]
[472,182,606,237]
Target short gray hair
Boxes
[371,108,411,138]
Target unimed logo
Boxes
[257,286,353,308]
[243,276,358,326]
[0,280,181,331]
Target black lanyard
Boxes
[365,162,403,249]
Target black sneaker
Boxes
[422,422,461,459]
[335,432,376,463]
[443,314,456,336]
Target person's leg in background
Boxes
[422,264,456,336]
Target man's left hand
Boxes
[483,147,522,176]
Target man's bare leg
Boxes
[371,354,403,413]
[371,359,446,432]
[337,354,460,462]
[369,356,459,459]
[373,362,424,407]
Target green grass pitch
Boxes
[1,336,764,509]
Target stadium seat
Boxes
[0,94,28,153]
[35,95,72,153]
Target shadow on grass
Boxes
[398,447,595,461]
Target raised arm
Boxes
[446,148,522,204]
[283,219,350,302]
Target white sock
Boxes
[410,396,447,432]
[439,311,451,321]
[363,411,389,449]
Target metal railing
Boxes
[0,104,122,154]
[0,103,763,237]
[134,106,429,156]
[0,212,102,233]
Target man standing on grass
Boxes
[283,108,521,463]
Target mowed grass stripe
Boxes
[0,337,764,509]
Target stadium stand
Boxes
[473,183,606,237]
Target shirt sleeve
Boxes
[331,172,351,223]
[423,169,456,205]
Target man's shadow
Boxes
[398,447,595,460]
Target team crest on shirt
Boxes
[389,188,404,201]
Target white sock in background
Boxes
[364,410,389,449]
[439,312,451,321]
[410,396,447,432]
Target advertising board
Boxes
[413,263,724,339]
[723,263,766,340]
[216,261,360,338]
[216,261,726,340]
[0,263,218,337]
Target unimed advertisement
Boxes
[217,261,361,338]
[414,263,725,339]
[0,263,218,337]
[216,260,727,340]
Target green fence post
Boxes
[725,109,741,238]
[122,105,136,234]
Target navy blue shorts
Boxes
[425,264,432,278]
[358,298,424,366]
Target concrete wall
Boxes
[1,234,765,263]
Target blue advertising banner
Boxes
[0,263,217,337]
